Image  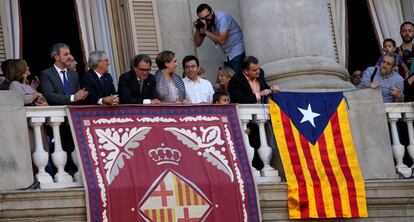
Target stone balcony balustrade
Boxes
[25,105,283,189]
[385,102,414,178]
[2,103,414,221]
[22,103,414,189]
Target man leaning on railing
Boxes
[358,52,404,103]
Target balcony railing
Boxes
[26,106,82,189]
[385,102,414,178]
[25,103,412,189]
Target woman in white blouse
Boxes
[8,59,47,106]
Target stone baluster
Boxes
[71,149,82,184]
[403,113,414,167]
[29,117,53,185]
[240,119,260,177]
[387,113,407,169]
[48,117,73,184]
[256,119,280,182]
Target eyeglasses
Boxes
[185,65,198,70]
[137,67,151,72]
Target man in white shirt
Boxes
[182,55,214,104]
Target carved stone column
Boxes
[403,113,414,166]
[239,0,353,90]
[48,117,73,184]
[387,113,407,169]
[240,119,260,177]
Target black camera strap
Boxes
[370,67,378,82]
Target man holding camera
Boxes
[193,3,245,75]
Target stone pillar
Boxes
[0,91,34,190]
[238,0,353,90]
[238,1,397,180]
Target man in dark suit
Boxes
[228,55,279,170]
[40,43,88,175]
[228,55,279,104]
[40,43,88,105]
[82,51,118,105]
[118,54,160,104]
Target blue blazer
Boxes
[40,66,80,105]
[82,69,117,105]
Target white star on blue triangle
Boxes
[298,104,320,127]
[271,92,344,145]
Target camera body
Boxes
[195,19,205,30]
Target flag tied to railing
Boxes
[67,105,260,222]
[269,92,368,219]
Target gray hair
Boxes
[50,43,70,59]
[88,51,106,70]
[382,52,399,66]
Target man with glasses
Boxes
[82,51,118,105]
[182,55,214,104]
[118,54,160,104]
[193,3,245,75]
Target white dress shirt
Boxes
[54,64,75,102]
[183,77,214,104]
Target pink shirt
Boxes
[244,75,261,102]
[9,81,37,105]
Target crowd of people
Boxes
[2,5,412,106]
[0,4,283,172]
[2,4,412,173]
[0,3,279,108]
[0,45,278,107]
[352,21,414,103]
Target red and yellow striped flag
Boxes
[269,92,367,219]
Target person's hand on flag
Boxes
[271,85,280,93]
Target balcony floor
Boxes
[1,180,414,221]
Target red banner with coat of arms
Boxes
[67,105,260,222]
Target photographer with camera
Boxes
[194,3,245,75]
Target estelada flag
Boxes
[269,92,367,219]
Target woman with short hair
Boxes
[215,65,235,93]
[154,50,187,103]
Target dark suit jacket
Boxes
[40,66,80,105]
[82,69,116,105]
[0,81,9,90]
[118,70,158,104]
[228,68,270,104]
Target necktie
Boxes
[99,76,105,88]
[138,79,143,94]
[61,70,71,95]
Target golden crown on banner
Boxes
[148,145,182,165]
